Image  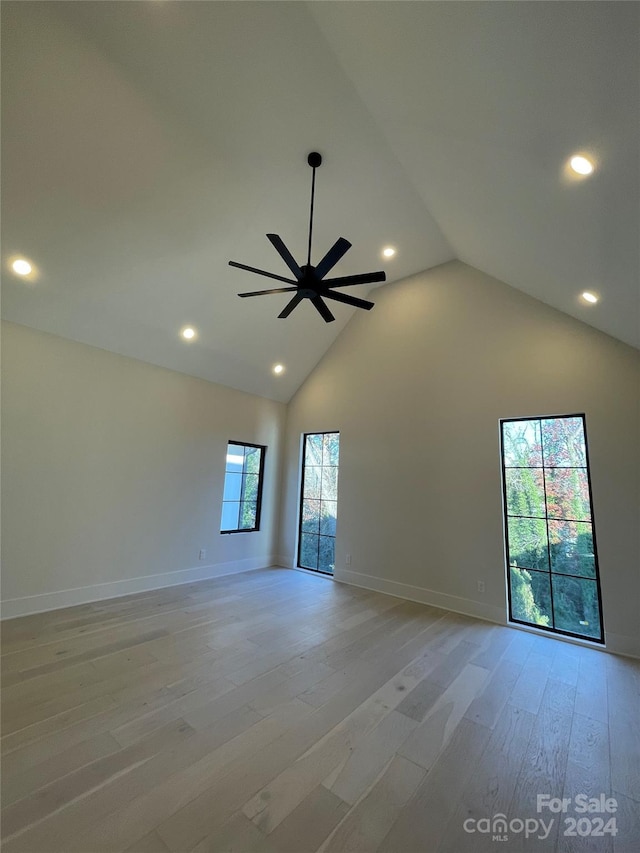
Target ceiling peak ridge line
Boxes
[229,152,386,323]
[304,4,456,258]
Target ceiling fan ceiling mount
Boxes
[229,152,386,323]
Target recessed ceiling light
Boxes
[181,326,197,340]
[581,291,599,304]
[273,363,285,375]
[12,258,32,276]
[570,155,594,176]
[382,246,396,258]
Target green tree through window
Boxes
[501,415,604,643]
[298,432,339,574]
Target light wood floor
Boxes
[1,568,638,853]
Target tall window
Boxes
[298,432,339,575]
[220,442,265,533]
[501,415,604,643]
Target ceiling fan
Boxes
[229,152,386,323]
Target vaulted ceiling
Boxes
[3,2,638,402]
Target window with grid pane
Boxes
[501,415,604,643]
[298,432,339,575]
[220,442,265,533]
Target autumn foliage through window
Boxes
[501,415,604,643]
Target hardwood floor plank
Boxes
[324,709,417,806]
[78,703,308,853]
[397,663,489,771]
[2,660,108,711]
[438,703,536,852]
[111,675,237,747]
[575,647,609,725]
[1,567,636,853]
[247,662,335,716]
[501,628,536,663]
[469,625,515,669]
[123,830,171,853]
[1,629,168,686]
[1,661,206,763]
[182,667,305,731]
[319,755,425,853]
[267,785,350,853]
[607,654,640,803]
[1,694,119,760]
[295,658,380,710]
[155,630,459,850]
[507,678,576,851]
[464,657,523,730]
[1,703,302,852]
[395,639,482,722]
[1,655,198,737]
[508,650,554,714]
[1,719,195,842]
[1,730,122,808]
[559,713,612,853]
[377,718,492,853]
[612,790,640,853]
[242,652,434,835]
[190,812,277,853]
[549,643,581,687]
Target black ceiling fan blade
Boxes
[229,261,297,286]
[266,234,303,280]
[323,291,375,311]
[311,296,335,323]
[314,238,352,280]
[238,287,299,298]
[278,292,306,319]
[323,270,386,288]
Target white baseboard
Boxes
[0,556,278,620]
[335,568,640,659]
[5,560,637,658]
[335,568,506,624]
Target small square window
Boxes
[220,442,265,533]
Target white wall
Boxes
[1,321,286,617]
[279,261,640,657]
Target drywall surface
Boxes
[1,321,285,616]
[279,261,640,656]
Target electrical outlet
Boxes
[477,580,485,594]
[345,553,351,566]
[199,549,206,561]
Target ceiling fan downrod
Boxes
[306,151,322,267]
